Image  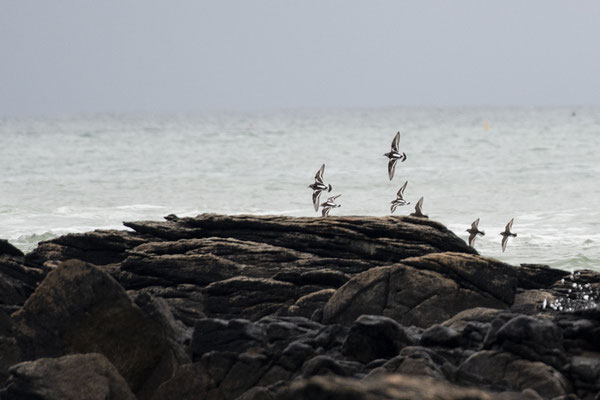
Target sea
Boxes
[1,107,599,272]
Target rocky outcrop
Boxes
[11,260,187,399]
[1,353,135,400]
[1,214,599,399]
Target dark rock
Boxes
[323,253,515,328]
[2,353,135,400]
[278,373,535,400]
[0,239,23,257]
[286,288,335,319]
[367,346,448,380]
[125,214,477,263]
[203,277,298,320]
[11,259,184,399]
[341,315,417,363]
[484,315,567,369]
[301,355,362,377]
[511,289,555,314]
[25,230,151,267]
[517,264,570,290]
[0,256,45,306]
[457,350,571,399]
[191,318,266,361]
[419,324,461,347]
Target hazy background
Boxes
[2,1,600,117]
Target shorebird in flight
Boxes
[390,181,410,213]
[499,218,517,252]
[308,164,332,211]
[383,131,407,180]
[466,218,485,247]
[409,196,428,218]
[320,194,341,217]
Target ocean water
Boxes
[1,107,599,272]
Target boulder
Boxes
[0,240,23,257]
[457,350,571,399]
[11,259,184,399]
[323,253,515,328]
[1,353,135,400]
[341,315,417,363]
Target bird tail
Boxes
[481,230,485,236]
[328,184,332,192]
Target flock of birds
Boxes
[307,132,518,252]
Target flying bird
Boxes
[320,194,341,217]
[383,131,407,180]
[390,181,410,213]
[499,218,517,252]
[409,196,428,218]
[320,194,342,208]
[466,218,485,247]
[308,164,332,211]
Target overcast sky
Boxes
[1,1,599,117]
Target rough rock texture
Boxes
[322,253,517,328]
[11,260,187,399]
[1,214,599,399]
[1,353,135,400]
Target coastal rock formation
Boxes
[1,214,599,399]
[1,353,135,400]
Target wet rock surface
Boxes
[1,214,599,399]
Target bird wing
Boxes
[322,206,331,217]
[468,232,476,247]
[315,164,325,184]
[415,196,424,213]
[397,181,408,197]
[501,235,509,252]
[471,218,480,230]
[388,159,397,181]
[504,218,514,233]
[391,131,400,152]
[391,203,397,213]
[312,190,322,212]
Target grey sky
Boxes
[1,1,599,116]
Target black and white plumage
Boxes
[308,164,333,211]
[320,194,341,217]
[409,196,428,218]
[383,132,407,180]
[320,194,342,208]
[499,218,517,252]
[466,218,485,247]
[390,181,410,213]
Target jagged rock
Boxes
[11,259,184,399]
[341,315,418,363]
[25,230,151,267]
[0,336,20,385]
[517,264,569,290]
[191,318,266,361]
[203,277,298,320]
[133,284,205,327]
[124,214,476,263]
[322,253,516,328]
[0,240,23,257]
[457,350,571,399]
[278,374,541,400]
[0,256,45,306]
[1,353,135,400]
